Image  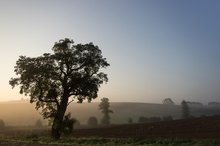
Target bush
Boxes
[138,116,162,123]
[88,116,98,127]
[128,117,133,124]
[0,119,5,129]
[138,116,148,123]
[148,117,161,123]
[74,119,80,129]
[162,116,173,121]
[62,113,75,136]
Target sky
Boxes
[0,0,220,104]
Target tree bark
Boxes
[51,95,69,140]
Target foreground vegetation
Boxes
[0,136,220,146]
[1,116,220,145]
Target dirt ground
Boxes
[72,116,220,139]
[0,116,220,146]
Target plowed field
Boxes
[73,116,220,139]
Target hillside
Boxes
[0,101,219,126]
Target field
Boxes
[0,101,220,145]
[0,101,220,126]
[0,116,220,145]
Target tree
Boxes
[99,98,113,125]
[87,116,98,127]
[148,117,161,123]
[9,38,109,139]
[138,116,148,123]
[162,115,173,121]
[181,100,190,119]
[162,98,175,105]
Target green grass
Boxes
[1,135,220,146]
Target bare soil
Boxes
[72,116,220,139]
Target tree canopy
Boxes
[9,38,109,139]
[162,98,175,105]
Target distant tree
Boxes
[162,115,173,121]
[138,116,148,123]
[208,102,220,107]
[162,98,175,105]
[138,116,161,123]
[148,117,161,123]
[99,98,113,125]
[187,101,203,107]
[0,120,5,129]
[73,119,80,129]
[35,119,43,127]
[61,113,75,136]
[9,38,109,139]
[181,100,190,119]
[128,117,133,124]
[88,116,98,127]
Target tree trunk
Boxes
[51,95,69,140]
[51,117,62,140]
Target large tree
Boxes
[9,38,109,139]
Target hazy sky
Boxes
[0,0,220,104]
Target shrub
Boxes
[128,117,133,124]
[138,116,148,123]
[162,116,173,121]
[88,116,98,127]
[148,117,161,123]
[0,119,5,129]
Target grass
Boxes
[0,135,220,146]
[0,123,220,146]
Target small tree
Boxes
[88,116,98,127]
[181,100,190,119]
[162,98,175,105]
[99,98,113,125]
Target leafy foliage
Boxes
[88,116,98,127]
[162,115,173,121]
[138,116,162,123]
[9,38,109,139]
[0,119,5,129]
[128,117,133,124]
[162,98,175,105]
[99,98,113,125]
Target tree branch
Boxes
[67,99,74,106]
[38,86,60,107]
